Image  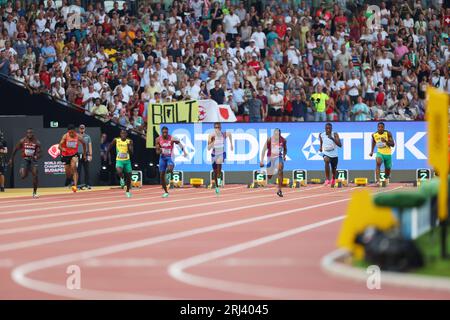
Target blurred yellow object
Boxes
[337,189,397,259]
[426,87,449,221]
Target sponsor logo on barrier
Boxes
[165,123,428,171]
[48,144,61,159]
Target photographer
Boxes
[310,85,329,122]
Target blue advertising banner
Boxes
[164,122,428,172]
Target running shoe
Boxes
[32,192,39,198]
[324,179,330,186]
[120,177,125,188]
[162,193,169,198]
[215,187,220,194]
[126,192,132,198]
[330,179,336,187]
[277,190,283,197]
[86,185,92,190]
[71,185,77,193]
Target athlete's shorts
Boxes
[324,156,338,170]
[116,159,132,173]
[212,152,226,170]
[376,152,392,170]
[61,154,79,165]
[20,158,38,171]
[267,156,284,176]
[159,155,174,173]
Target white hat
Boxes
[44,28,51,33]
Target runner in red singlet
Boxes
[59,124,86,193]
[155,126,187,198]
[9,128,41,198]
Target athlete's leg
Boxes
[0,172,4,190]
[324,156,331,182]
[384,155,392,181]
[331,157,338,185]
[125,169,131,193]
[77,158,83,186]
[19,166,28,180]
[159,157,169,195]
[31,165,38,194]
[71,156,79,189]
[277,160,283,191]
[375,156,383,183]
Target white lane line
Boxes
[0,185,249,224]
[167,187,403,300]
[82,258,172,267]
[10,188,365,299]
[0,185,246,216]
[0,187,325,251]
[168,216,345,299]
[0,187,172,209]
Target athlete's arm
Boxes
[260,138,269,167]
[226,132,233,151]
[35,140,42,160]
[319,133,323,153]
[88,139,93,161]
[369,134,376,157]
[155,139,161,155]
[386,131,395,147]
[107,138,116,154]
[78,135,87,159]
[172,137,187,157]
[58,134,67,153]
[333,133,342,147]
[8,139,23,165]
[128,139,134,155]
[283,139,287,161]
[207,134,215,151]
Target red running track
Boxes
[0,184,449,300]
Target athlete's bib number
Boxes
[161,148,171,156]
[377,141,386,148]
[117,152,128,159]
[324,146,335,152]
[24,149,35,156]
[67,141,77,148]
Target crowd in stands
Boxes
[0,0,449,131]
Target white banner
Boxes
[198,99,237,122]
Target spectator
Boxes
[351,96,370,121]
[310,85,329,122]
[247,90,264,122]
[268,87,284,122]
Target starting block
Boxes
[247,181,267,188]
[290,180,307,188]
[332,179,345,188]
[354,177,368,186]
[310,178,323,184]
[209,170,225,189]
[276,178,290,186]
[167,180,183,189]
[190,178,204,187]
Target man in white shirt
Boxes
[83,85,100,112]
[346,72,361,105]
[377,51,392,79]
[186,78,201,100]
[115,77,133,104]
[244,39,260,57]
[223,8,240,43]
[251,25,267,56]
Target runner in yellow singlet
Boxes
[107,130,134,198]
[369,122,395,185]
